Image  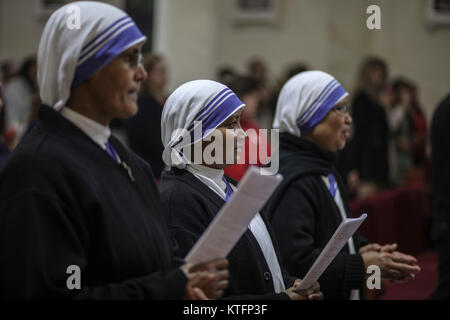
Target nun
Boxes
[159,80,323,300]
[0,1,229,299]
[264,71,421,299]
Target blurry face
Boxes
[369,67,385,89]
[148,60,168,93]
[304,98,352,152]
[29,62,38,83]
[400,87,412,108]
[86,44,147,122]
[241,91,260,121]
[252,64,266,81]
[0,95,3,111]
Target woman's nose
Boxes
[345,113,352,124]
[136,65,148,82]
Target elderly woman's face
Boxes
[305,98,352,152]
[87,44,147,121]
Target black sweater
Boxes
[264,133,369,300]
[160,169,296,300]
[339,90,389,187]
[0,105,187,299]
[126,91,165,180]
[431,94,450,236]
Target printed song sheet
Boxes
[294,213,368,292]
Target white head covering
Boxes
[273,70,348,137]
[37,1,146,110]
[161,80,245,169]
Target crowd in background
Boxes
[0,54,434,196]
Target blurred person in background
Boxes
[431,92,450,300]
[1,60,17,93]
[269,62,310,119]
[247,57,274,129]
[217,66,236,88]
[126,54,168,180]
[408,82,428,171]
[3,56,40,147]
[224,75,270,181]
[387,79,414,186]
[0,89,10,169]
[339,57,390,199]
[388,78,429,186]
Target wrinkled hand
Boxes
[359,243,383,254]
[285,280,323,300]
[359,243,404,255]
[379,243,400,253]
[361,248,420,283]
[184,282,210,300]
[181,259,229,300]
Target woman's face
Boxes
[200,109,244,169]
[241,91,260,121]
[400,87,412,108]
[369,66,385,89]
[304,98,352,152]
[86,44,147,122]
[147,59,168,93]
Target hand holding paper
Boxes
[294,213,368,292]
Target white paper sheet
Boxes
[185,166,283,265]
[294,213,367,292]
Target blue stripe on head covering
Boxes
[187,88,230,132]
[71,21,145,88]
[298,83,346,134]
[197,88,231,120]
[78,17,133,62]
[189,91,244,142]
[80,16,130,55]
[300,79,338,123]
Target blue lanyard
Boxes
[105,141,120,164]
[222,176,234,202]
[106,141,135,182]
[222,176,252,230]
[328,173,337,199]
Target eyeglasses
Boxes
[120,50,143,69]
[332,103,351,115]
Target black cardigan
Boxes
[0,105,187,299]
[126,91,165,179]
[339,90,389,187]
[159,169,296,300]
[431,94,450,236]
[264,133,369,300]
